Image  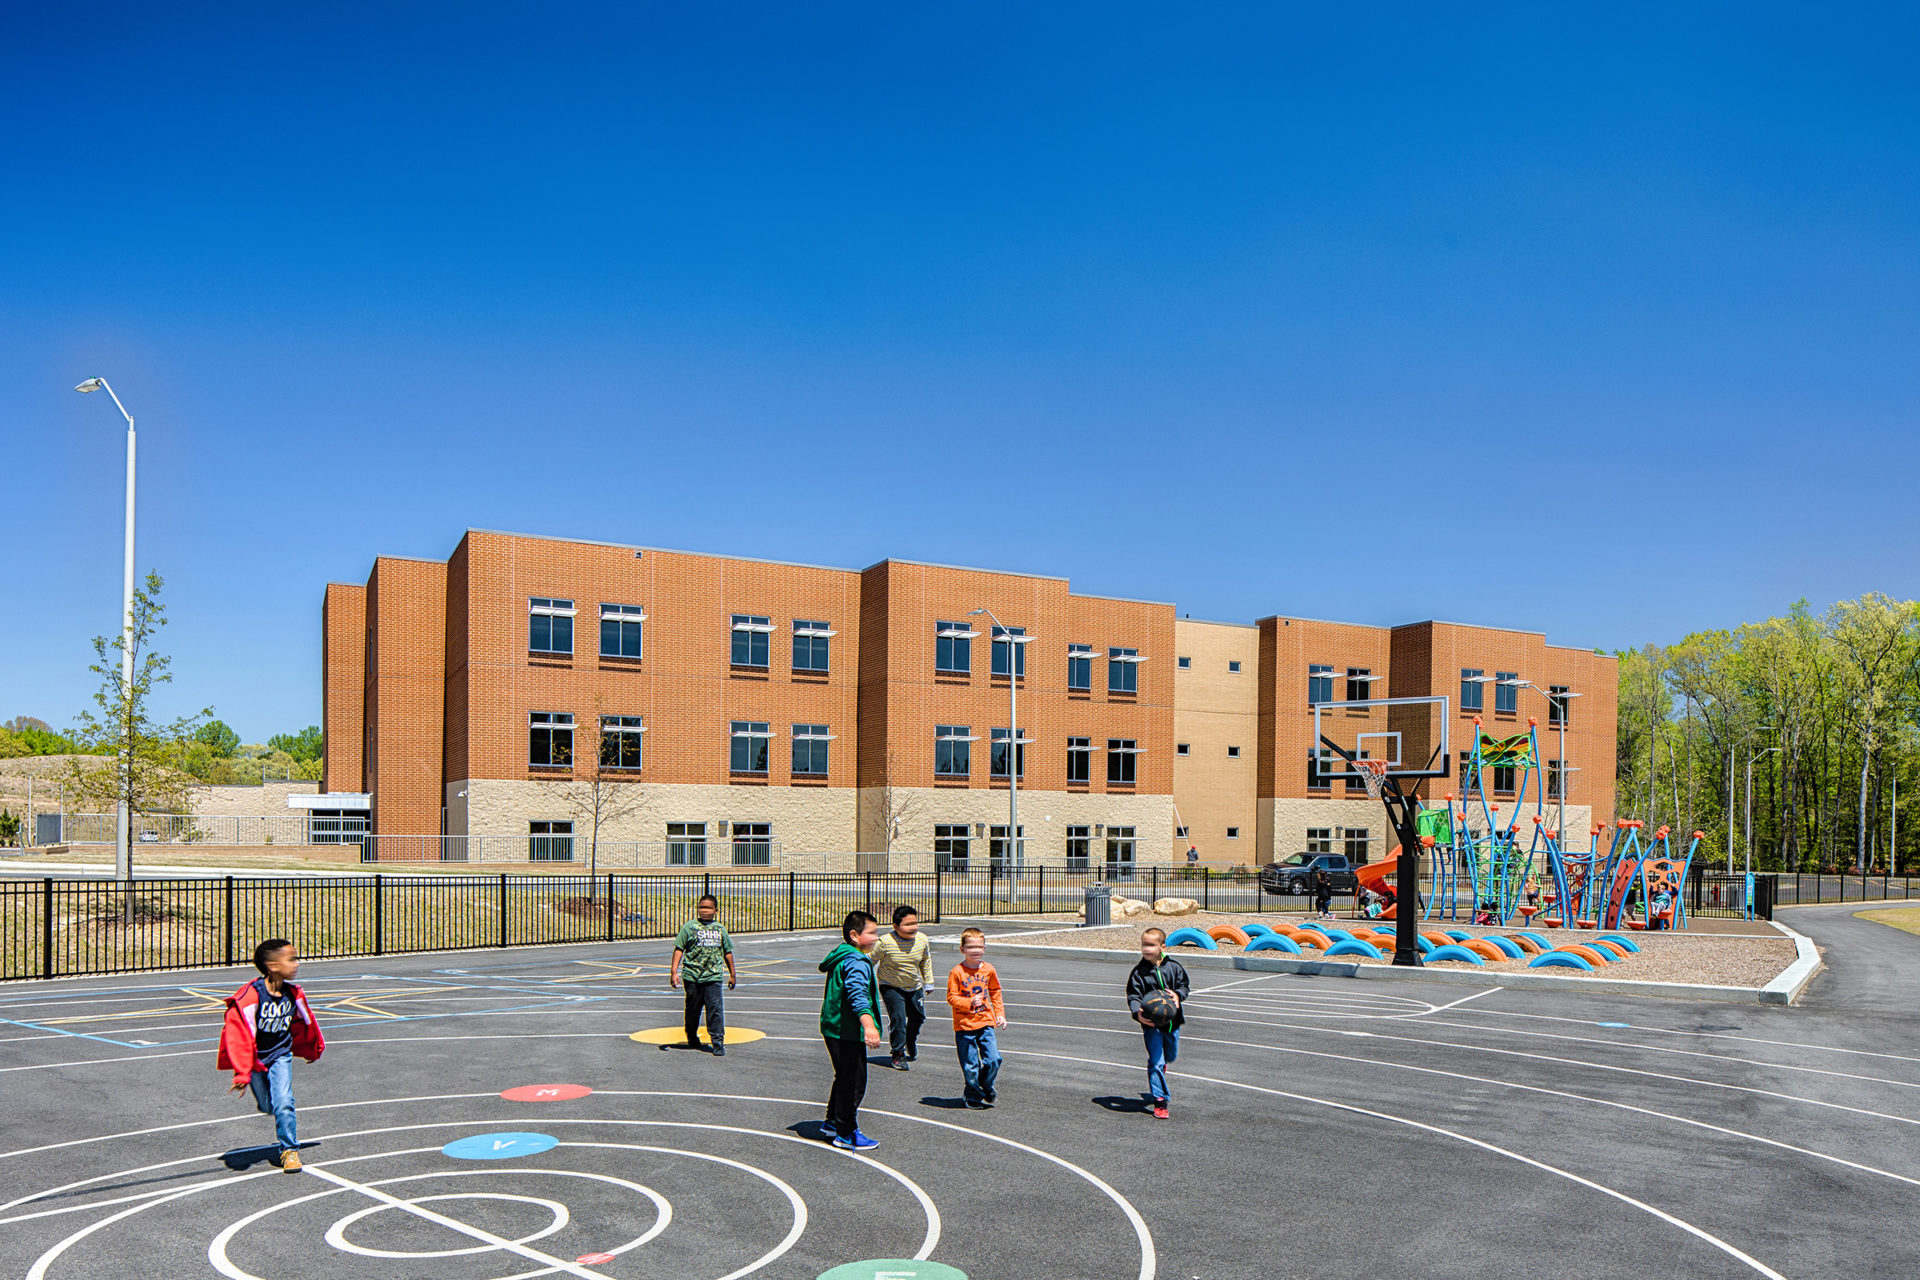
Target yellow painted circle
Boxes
[629,1026,766,1046]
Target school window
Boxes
[1548,685,1572,726]
[1067,644,1094,691]
[1305,827,1333,855]
[1308,748,1335,789]
[991,625,1027,677]
[934,824,971,871]
[988,824,1025,869]
[990,728,1026,780]
[1107,739,1139,785]
[1495,671,1519,714]
[1344,828,1370,862]
[1066,736,1091,784]
[599,715,644,770]
[1346,667,1373,701]
[1308,663,1335,704]
[1176,743,1190,757]
[1492,763,1517,794]
[529,712,574,768]
[791,723,831,776]
[1065,825,1091,869]
[599,603,645,658]
[1227,745,1241,758]
[1177,656,1192,670]
[666,822,707,866]
[730,615,772,668]
[1175,825,1189,838]
[1228,660,1242,673]
[1105,825,1137,869]
[935,725,973,778]
[1227,826,1240,840]
[1345,749,1371,792]
[729,721,771,774]
[792,619,834,673]
[1547,760,1564,800]
[529,820,573,862]
[1461,668,1485,712]
[529,598,575,654]
[1108,647,1140,694]
[935,620,975,674]
[1459,751,1480,794]
[731,822,772,866]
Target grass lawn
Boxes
[1854,906,1920,937]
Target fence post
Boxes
[866,872,873,917]
[499,874,508,947]
[935,869,942,923]
[1153,865,1159,903]
[224,876,235,967]
[42,878,54,979]
[1203,870,1210,912]
[373,874,384,955]
[1038,865,1045,914]
[704,871,711,903]
[788,873,795,932]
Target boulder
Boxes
[1112,895,1153,919]
[1153,897,1199,916]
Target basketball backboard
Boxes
[1310,694,1451,784]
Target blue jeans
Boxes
[1142,1025,1179,1101]
[249,1057,298,1153]
[881,985,926,1060]
[955,1028,1001,1102]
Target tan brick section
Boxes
[324,530,1617,869]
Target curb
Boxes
[935,937,1795,1003]
[1760,918,1824,1005]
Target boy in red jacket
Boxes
[218,939,325,1171]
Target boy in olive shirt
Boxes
[671,895,737,1055]
[872,904,933,1070]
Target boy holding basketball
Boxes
[945,927,1005,1108]
[1125,927,1190,1120]
[218,939,325,1171]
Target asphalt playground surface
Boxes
[1,907,1916,1280]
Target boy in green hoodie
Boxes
[819,909,883,1150]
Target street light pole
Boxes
[1727,725,1772,877]
[75,377,137,883]
[968,607,1030,878]
[1746,746,1780,879]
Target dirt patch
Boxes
[1015,911,1799,987]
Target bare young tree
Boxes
[567,702,650,899]
[874,746,922,854]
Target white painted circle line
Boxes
[325,1192,569,1258]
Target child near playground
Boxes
[1312,868,1334,920]
[872,904,933,1070]
[671,894,737,1055]
[945,927,1005,1109]
[1126,928,1190,1120]
[818,910,883,1150]
[218,939,325,1172]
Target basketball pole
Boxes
[1382,782,1425,967]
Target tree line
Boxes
[1616,593,1920,875]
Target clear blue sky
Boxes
[5,4,1917,742]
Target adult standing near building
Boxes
[873,904,933,1070]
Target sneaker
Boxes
[711,1044,726,1057]
[685,1038,702,1050]
[279,1149,303,1172]
[890,1055,909,1071]
[905,1051,918,1062]
[964,1097,989,1110]
[1151,1100,1170,1120]
[833,1130,880,1150]
[981,1091,996,1107]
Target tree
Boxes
[63,572,210,871]
[269,726,324,762]
[565,702,649,899]
[195,720,241,756]
[1828,595,1920,870]
[874,747,922,854]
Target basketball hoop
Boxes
[1352,758,1390,801]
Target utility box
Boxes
[1084,883,1112,927]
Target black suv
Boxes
[1259,853,1359,897]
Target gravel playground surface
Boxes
[1014,912,1802,987]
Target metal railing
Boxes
[36,813,363,847]
[358,836,788,867]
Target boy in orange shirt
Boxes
[944,927,1005,1109]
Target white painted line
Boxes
[1424,987,1502,1013]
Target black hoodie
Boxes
[1125,956,1191,1030]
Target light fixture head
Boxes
[74,378,104,393]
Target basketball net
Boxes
[1352,759,1390,802]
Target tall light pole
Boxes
[1746,745,1779,878]
[968,607,1031,877]
[1727,725,1772,876]
[75,377,137,883]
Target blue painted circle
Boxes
[442,1132,559,1160]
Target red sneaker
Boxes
[1151,1100,1169,1120]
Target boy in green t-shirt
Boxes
[671,895,737,1055]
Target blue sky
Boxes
[4,4,1917,741]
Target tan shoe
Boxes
[280,1149,303,1173]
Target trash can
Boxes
[1084,883,1112,927]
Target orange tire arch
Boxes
[1458,939,1508,962]
[1206,925,1252,946]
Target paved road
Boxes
[1778,900,1920,1013]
